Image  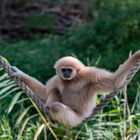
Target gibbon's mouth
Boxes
[63,73,71,78]
[62,76,72,80]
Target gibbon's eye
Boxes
[61,68,72,73]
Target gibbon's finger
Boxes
[11,66,20,72]
[10,66,24,78]
[10,72,20,77]
[135,50,140,53]
[131,50,140,62]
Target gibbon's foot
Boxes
[50,102,63,114]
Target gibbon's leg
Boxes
[49,102,82,127]
[11,67,47,102]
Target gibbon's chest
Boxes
[59,81,86,97]
[59,81,91,110]
[61,87,84,110]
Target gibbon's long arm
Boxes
[11,67,47,102]
[90,51,140,93]
[113,51,140,87]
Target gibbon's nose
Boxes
[63,71,71,78]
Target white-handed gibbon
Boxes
[11,50,140,127]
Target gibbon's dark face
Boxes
[60,67,77,80]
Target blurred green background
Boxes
[0,0,140,139]
[1,0,140,98]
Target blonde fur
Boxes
[12,50,140,127]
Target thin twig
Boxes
[123,86,127,140]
